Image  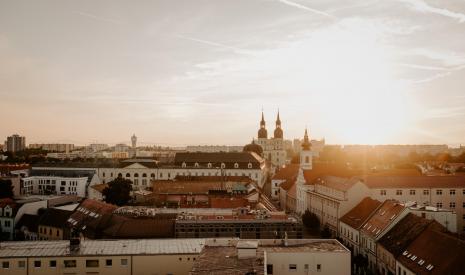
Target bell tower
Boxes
[300,128,312,170]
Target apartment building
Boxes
[21,169,99,197]
[395,225,465,275]
[0,238,204,275]
[359,200,409,271]
[365,175,465,234]
[377,213,445,275]
[339,197,382,255]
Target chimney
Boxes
[70,238,81,253]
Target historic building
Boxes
[256,111,286,168]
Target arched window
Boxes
[118,173,122,178]
[182,162,187,168]
[247,163,252,169]
[207,163,212,168]
[150,173,155,178]
[221,163,226,169]
[125,173,130,178]
[234,163,239,169]
[194,163,199,168]
[134,173,139,178]
[142,173,147,177]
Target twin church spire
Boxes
[258,111,283,139]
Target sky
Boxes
[1,0,465,146]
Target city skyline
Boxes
[1,1,465,146]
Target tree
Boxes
[321,225,332,238]
[302,210,320,232]
[0,179,14,198]
[102,177,132,206]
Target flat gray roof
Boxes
[0,239,205,258]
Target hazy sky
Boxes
[1,0,465,146]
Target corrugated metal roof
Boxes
[0,239,205,258]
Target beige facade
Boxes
[0,239,204,275]
[370,186,465,234]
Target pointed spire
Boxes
[276,109,281,126]
[302,128,311,150]
[260,111,266,127]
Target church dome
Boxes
[258,128,268,139]
[274,127,283,139]
[243,140,263,156]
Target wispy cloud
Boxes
[277,0,336,19]
[399,63,449,71]
[397,0,465,23]
[72,11,123,25]
[174,34,253,55]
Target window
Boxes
[106,259,112,266]
[462,214,465,220]
[194,163,199,168]
[86,260,99,268]
[34,261,41,268]
[450,202,456,208]
[450,189,456,195]
[126,173,130,178]
[221,163,225,169]
[410,190,415,195]
[304,264,309,270]
[396,190,402,195]
[289,264,297,271]
[436,189,442,195]
[436,202,443,208]
[134,173,139,178]
[317,264,322,272]
[121,259,128,266]
[207,163,212,168]
[64,260,76,268]
[49,260,56,268]
[234,163,239,168]
[102,172,106,177]
[151,173,155,178]
[380,190,386,196]
[423,190,429,195]
[2,261,9,269]
[266,264,273,274]
[248,163,252,169]
[18,261,25,269]
[463,202,465,208]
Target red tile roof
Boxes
[303,163,360,184]
[398,227,465,274]
[314,176,361,192]
[340,197,382,229]
[361,200,405,238]
[272,164,300,180]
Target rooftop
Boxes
[190,239,348,275]
[340,197,382,229]
[398,228,465,274]
[314,175,361,192]
[360,200,405,238]
[0,239,205,258]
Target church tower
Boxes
[300,128,312,170]
[257,111,268,139]
[273,110,283,139]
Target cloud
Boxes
[72,11,124,25]
[174,34,253,55]
[397,0,465,23]
[277,0,336,19]
[399,63,449,71]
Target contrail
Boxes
[277,0,336,19]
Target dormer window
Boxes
[234,163,239,169]
[248,163,252,169]
[221,163,226,169]
[194,163,199,168]
[182,162,187,168]
[207,163,212,168]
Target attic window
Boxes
[182,162,187,168]
[221,163,226,169]
[248,163,252,169]
[194,163,199,168]
[207,163,212,168]
[234,163,239,169]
